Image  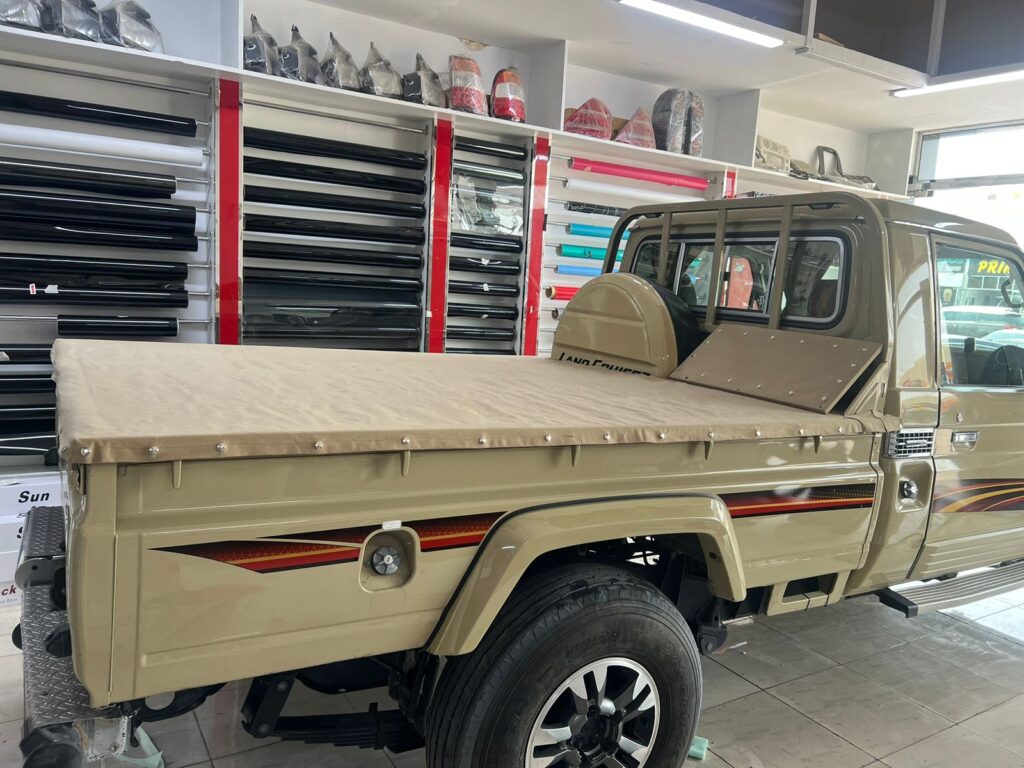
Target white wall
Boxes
[757,109,869,177]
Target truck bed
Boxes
[52,339,874,465]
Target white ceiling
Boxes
[317,0,1024,134]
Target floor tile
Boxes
[141,712,210,768]
[961,695,1024,759]
[0,605,20,658]
[771,666,951,758]
[943,595,1021,622]
[195,681,272,760]
[0,719,21,768]
[913,620,1024,691]
[701,656,759,710]
[846,643,1016,722]
[0,653,23,725]
[212,739,393,768]
[764,610,905,664]
[976,606,1024,645]
[713,620,835,688]
[700,691,874,768]
[835,596,963,644]
[881,726,1024,768]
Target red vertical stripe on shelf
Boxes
[522,135,550,356]
[217,79,242,345]
[725,170,738,199]
[427,119,453,353]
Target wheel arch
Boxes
[426,493,746,656]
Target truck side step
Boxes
[878,560,1024,617]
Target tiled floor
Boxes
[5,590,1024,767]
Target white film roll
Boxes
[0,123,206,168]
[562,177,702,205]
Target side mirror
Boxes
[1000,279,1024,310]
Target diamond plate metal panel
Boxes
[22,506,65,559]
[21,586,119,730]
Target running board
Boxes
[878,560,1024,617]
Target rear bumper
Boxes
[17,506,128,767]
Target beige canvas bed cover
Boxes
[52,340,889,465]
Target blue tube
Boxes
[555,264,620,277]
[560,244,624,261]
[567,223,630,240]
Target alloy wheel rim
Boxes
[525,656,661,768]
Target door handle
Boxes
[952,431,979,450]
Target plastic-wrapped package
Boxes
[98,0,160,51]
[652,89,688,153]
[42,0,101,41]
[685,91,705,157]
[563,98,613,140]
[321,33,360,90]
[0,0,44,30]
[360,41,402,98]
[491,67,525,122]
[279,26,324,85]
[402,53,445,107]
[452,173,524,237]
[448,55,487,115]
[243,14,281,76]
[614,108,656,148]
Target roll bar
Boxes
[603,192,889,332]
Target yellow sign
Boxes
[976,260,1012,275]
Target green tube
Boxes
[560,244,624,261]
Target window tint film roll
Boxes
[0,90,197,136]
[244,128,426,170]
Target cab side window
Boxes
[937,243,1024,387]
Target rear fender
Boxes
[427,493,745,656]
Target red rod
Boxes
[522,135,550,356]
[217,79,241,345]
[428,119,453,353]
[546,285,579,301]
[569,156,710,192]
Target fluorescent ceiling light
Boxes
[892,68,1024,98]
[619,0,785,48]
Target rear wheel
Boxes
[425,564,701,768]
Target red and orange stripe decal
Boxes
[722,484,876,519]
[933,479,1024,514]
[158,539,361,574]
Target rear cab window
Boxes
[631,235,847,327]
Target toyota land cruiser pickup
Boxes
[15,192,1024,768]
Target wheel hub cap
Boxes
[526,657,660,768]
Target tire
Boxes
[425,564,701,768]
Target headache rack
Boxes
[603,192,892,333]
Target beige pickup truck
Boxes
[15,192,1024,768]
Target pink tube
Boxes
[569,156,710,191]
[546,285,579,301]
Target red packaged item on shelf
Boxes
[563,98,613,140]
[449,55,487,115]
[491,67,526,122]
[614,108,656,148]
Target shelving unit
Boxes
[0,0,931,388]
[238,98,433,351]
[0,57,217,466]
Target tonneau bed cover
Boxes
[53,339,879,465]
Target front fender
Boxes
[427,493,745,656]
